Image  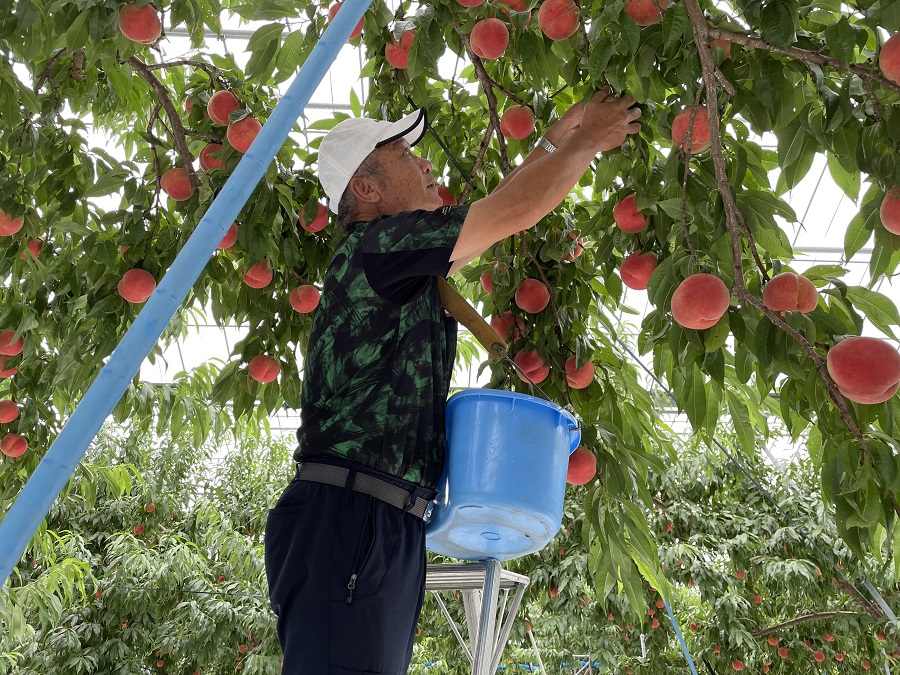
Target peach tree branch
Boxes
[751,611,863,637]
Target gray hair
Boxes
[336,151,386,230]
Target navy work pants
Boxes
[265,460,437,674]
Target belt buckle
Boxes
[423,501,435,523]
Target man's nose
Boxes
[419,156,433,174]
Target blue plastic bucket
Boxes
[425,389,581,561]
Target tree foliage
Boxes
[2,0,900,671]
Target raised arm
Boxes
[448,89,640,275]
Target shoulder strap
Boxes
[436,277,507,362]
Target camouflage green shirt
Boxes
[295,205,469,489]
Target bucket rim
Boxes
[447,387,578,425]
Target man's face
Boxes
[372,139,444,214]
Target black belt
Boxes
[296,462,432,521]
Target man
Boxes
[265,88,640,674]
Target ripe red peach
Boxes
[118,269,156,304]
[538,0,580,41]
[881,186,900,235]
[438,185,457,206]
[248,355,280,383]
[470,18,509,60]
[624,0,668,25]
[880,33,900,85]
[0,209,25,236]
[515,278,551,313]
[514,348,550,384]
[564,356,594,389]
[566,446,596,484]
[19,240,43,260]
[562,232,584,261]
[671,273,731,329]
[207,90,241,126]
[672,106,711,153]
[0,400,18,423]
[621,251,657,290]
[500,106,536,140]
[119,3,162,44]
[385,30,416,69]
[289,285,321,313]
[227,116,262,154]
[218,222,238,250]
[243,260,273,289]
[826,336,900,405]
[0,331,23,356]
[490,311,525,342]
[160,168,194,201]
[300,203,329,233]
[199,143,225,171]
[328,1,364,39]
[710,39,732,59]
[762,272,818,314]
[0,433,27,458]
[613,194,647,233]
[0,356,18,378]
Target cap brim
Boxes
[375,108,428,149]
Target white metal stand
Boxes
[425,561,530,675]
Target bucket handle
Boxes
[568,422,582,454]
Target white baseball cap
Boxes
[319,108,428,213]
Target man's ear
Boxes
[347,175,382,205]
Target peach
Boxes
[538,0,580,41]
[515,278,550,313]
[0,400,18,423]
[248,355,280,383]
[199,143,225,171]
[671,273,730,329]
[184,96,193,114]
[218,222,238,250]
[563,233,584,261]
[300,203,329,233]
[566,446,596,484]
[499,105,536,140]
[289,285,321,313]
[470,18,509,60]
[0,209,24,236]
[438,185,457,206]
[672,106,711,153]
[881,186,900,235]
[480,271,494,294]
[19,239,43,260]
[514,348,550,384]
[732,661,743,672]
[778,647,788,659]
[762,272,818,313]
[227,116,262,154]
[328,1,364,39]
[160,168,194,201]
[826,336,900,405]
[880,33,900,85]
[621,251,657,290]
[456,0,485,6]
[0,331,23,356]
[118,268,156,303]
[490,311,525,342]
[207,90,241,126]
[385,30,416,69]
[119,3,161,44]
[1,433,27,458]
[564,355,594,389]
[613,194,647,233]
[243,260,273,288]
[0,356,18,378]
[624,0,668,25]
[710,38,732,59]
[813,652,825,663]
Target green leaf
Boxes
[760,1,796,46]
[827,152,860,201]
[846,286,900,339]
[824,17,857,63]
[844,200,879,259]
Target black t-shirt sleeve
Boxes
[361,205,469,304]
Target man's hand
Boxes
[571,87,642,153]
[542,100,586,148]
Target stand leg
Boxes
[472,559,501,675]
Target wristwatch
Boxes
[537,136,557,153]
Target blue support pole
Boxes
[662,596,700,675]
[0,0,371,586]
